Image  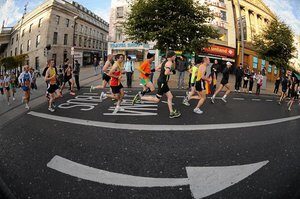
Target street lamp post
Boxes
[72,16,78,68]
[237,0,245,66]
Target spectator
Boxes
[234,63,244,92]
[124,56,134,88]
[256,71,263,95]
[73,60,81,90]
[99,58,105,76]
[211,60,220,79]
[176,55,188,89]
[242,67,250,93]
[93,57,98,76]
[248,70,255,93]
[274,76,281,94]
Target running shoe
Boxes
[211,97,215,104]
[90,86,94,92]
[25,104,30,109]
[288,107,291,111]
[70,91,76,96]
[113,106,125,114]
[132,93,141,105]
[48,107,55,112]
[221,97,227,103]
[182,98,190,106]
[99,92,106,102]
[169,110,181,118]
[193,108,203,114]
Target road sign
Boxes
[47,155,269,199]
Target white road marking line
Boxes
[233,98,245,100]
[266,99,274,102]
[175,96,186,98]
[161,101,174,105]
[108,107,157,111]
[83,93,99,95]
[47,155,268,199]
[28,111,300,131]
[252,99,261,101]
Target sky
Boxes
[0,0,299,35]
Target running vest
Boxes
[49,67,57,85]
[23,72,31,87]
[110,62,122,86]
[196,64,206,81]
[158,60,172,83]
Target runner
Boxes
[132,51,181,119]
[18,65,32,109]
[182,60,200,106]
[3,73,11,105]
[0,74,4,98]
[90,54,113,92]
[287,77,298,111]
[10,72,17,101]
[99,54,125,112]
[211,62,233,104]
[132,53,155,103]
[278,74,288,105]
[45,59,62,112]
[60,63,75,96]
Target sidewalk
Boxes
[0,66,97,116]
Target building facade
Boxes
[0,0,109,70]
[290,35,300,73]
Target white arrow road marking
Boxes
[47,155,269,199]
[28,111,300,131]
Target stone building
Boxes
[0,0,109,70]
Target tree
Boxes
[253,19,296,71]
[124,0,219,52]
[0,54,28,71]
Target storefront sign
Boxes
[204,45,235,58]
[109,42,150,50]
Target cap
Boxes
[147,53,155,59]
[226,62,232,66]
[167,51,176,58]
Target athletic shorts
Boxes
[47,84,59,94]
[102,73,111,82]
[195,80,206,92]
[111,84,123,94]
[140,78,150,86]
[191,82,195,87]
[157,82,170,96]
[64,75,72,83]
[282,88,287,93]
[21,86,30,91]
[221,79,228,86]
[0,88,3,95]
[5,87,10,92]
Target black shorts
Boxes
[64,75,72,83]
[47,84,59,94]
[5,87,10,92]
[282,88,287,93]
[195,80,206,92]
[0,88,3,95]
[157,82,170,96]
[191,83,195,87]
[103,73,111,82]
[111,84,123,94]
[221,79,228,86]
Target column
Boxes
[244,8,251,42]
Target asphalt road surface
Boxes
[0,87,299,199]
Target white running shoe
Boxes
[221,97,227,103]
[113,106,124,114]
[48,107,55,112]
[90,86,94,92]
[25,104,30,109]
[99,92,106,102]
[211,97,215,104]
[193,108,203,114]
[182,99,190,106]
[13,97,15,101]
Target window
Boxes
[38,18,42,28]
[81,25,83,33]
[92,40,95,48]
[90,28,92,35]
[64,34,68,45]
[101,33,104,41]
[27,40,31,51]
[22,29,25,37]
[79,36,82,47]
[268,65,272,73]
[274,66,278,75]
[88,39,91,48]
[221,11,227,21]
[20,44,23,54]
[261,59,266,69]
[253,56,258,69]
[36,35,41,47]
[11,38,14,45]
[16,34,19,41]
[116,7,124,18]
[29,24,33,33]
[55,15,60,25]
[15,47,17,56]
[65,18,70,27]
[10,51,12,57]
[35,57,40,70]
[74,35,77,46]
[52,54,57,65]
[53,32,58,45]
[84,37,87,47]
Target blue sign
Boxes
[110,42,150,49]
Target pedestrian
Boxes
[176,55,188,89]
[93,57,98,76]
[73,60,81,91]
[133,53,155,102]
[99,54,125,112]
[90,54,113,93]
[10,72,17,101]
[274,76,280,94]
[287,75,292,98]
[0,74,4,99]
[182,60,200,106]
[278,74,288,105]
[234,63,243,92]
[132,51,181,119]
[60,63,75,96]
[45,59,62,112]
[150,61,156,83]
[3,73,11,105]
[18,65,32,109]
[255,71,263,95]
[211,62,232,104]
[248,70,255,93]
[124,56,134,88]
[287,78,298,111]
[242,67,250,93]
[192,57,211,114]
[211,60,220,79]
[30,67,37,90]
[210,66,217,95]
[99,58,105,76]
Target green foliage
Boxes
[0,54,28,70]
[253,19,296,70]
[124,0,219,52]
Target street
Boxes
[0,86,299,199]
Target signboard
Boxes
[203,45,235,58]
[109,42,150,50]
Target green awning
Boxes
[294,72,300,80]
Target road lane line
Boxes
[252,99,261,101]
[28,111,300,131]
